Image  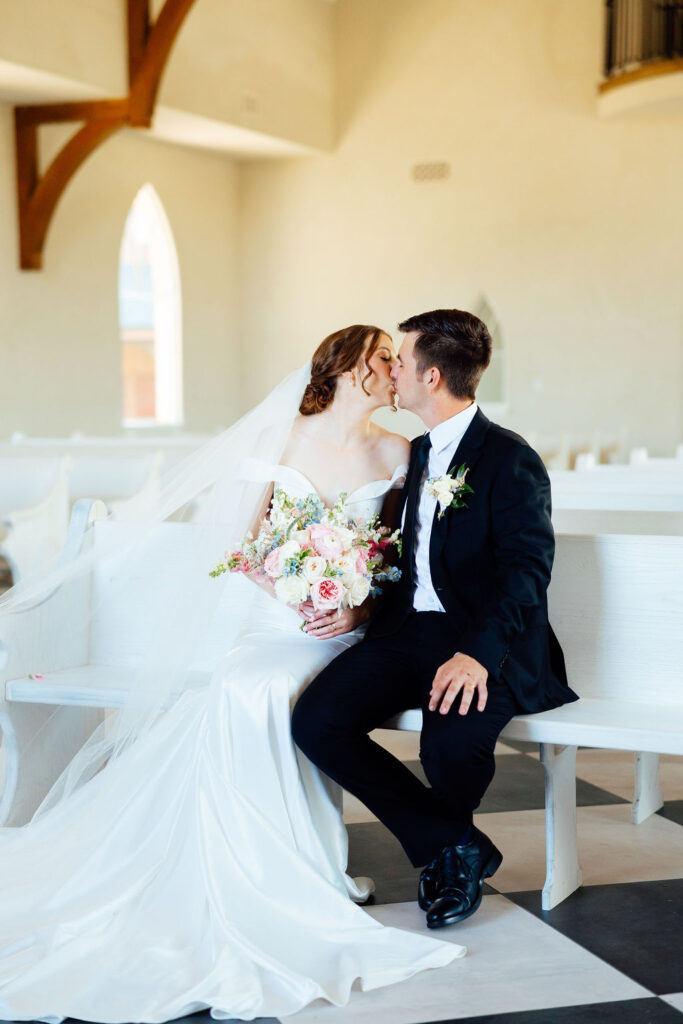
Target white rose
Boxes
[348,574,371,607]
[274,574,309,606]
[277,539,301,568]
[332,526,355,550]
[433,481,455,506]
[301,555,327,582]
[329,554,356,585]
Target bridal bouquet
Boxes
[210,488,402,613]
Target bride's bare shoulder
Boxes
[371,425,411,468]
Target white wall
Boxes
[0,0,335,151]
[238,0,683,453]
[0,106,240,435]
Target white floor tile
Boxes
[343,790,377,824]
[370,729,521,761]
[371,728,420,761]
[284,896,648,1023]
[495,741,524,756]
[662,992,683,1012]
[477,802,683,893]
[574,749,683,803]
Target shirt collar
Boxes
[428,402,478,455]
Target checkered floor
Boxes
[225,731,683,1024]
[5,733,682,1024]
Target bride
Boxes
[0,325,465,1023]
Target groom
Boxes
[292,308,578,929]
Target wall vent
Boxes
[412,161,450,182]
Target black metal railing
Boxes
[605,0,683,76]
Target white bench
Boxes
[0,448,166,515]
[552,508,683,535]
[1,435,211,469]
[0,457,71,583]
[385,531,683,909]
[0,502,253,826]
[628,449,683,469]
[1,509,681,913]
[550,467,683,511]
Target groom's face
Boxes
[391,332,425,413]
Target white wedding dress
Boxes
[0,461,465,1024]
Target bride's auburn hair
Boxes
[299,324,386,415]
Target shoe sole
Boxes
[426,846,503,929]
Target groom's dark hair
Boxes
[398,308,492,399]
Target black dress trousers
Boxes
[291,610,518,868]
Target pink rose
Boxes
[264,548,282,578]
[355,548,370,573]
[310,577,346,612]
[309,525,344,559]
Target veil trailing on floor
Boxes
[0,362,312,823]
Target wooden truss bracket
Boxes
[14,0,197,270]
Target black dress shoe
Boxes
[418,855,439,911]
[426,826,502,929]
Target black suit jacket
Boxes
[369,409,578,714]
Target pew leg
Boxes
[632,751,663,824]
[540,742,582,910]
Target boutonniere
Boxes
[425,464,474,519]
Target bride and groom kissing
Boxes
[0,306,578,1023]
[292,306,577,929]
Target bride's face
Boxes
[358,333,398,407]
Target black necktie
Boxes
[403,433,431,584]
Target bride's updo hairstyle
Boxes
[299,324,385,415]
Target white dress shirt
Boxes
[408,402,478,612]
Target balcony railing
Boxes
[605,0,683,77]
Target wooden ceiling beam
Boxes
[14,0,197,270]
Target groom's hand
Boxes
[429,653,488,716]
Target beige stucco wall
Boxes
[238,0,683,453]
[0,0,334,151]
[0,0,681,449]
[0,105,240,435]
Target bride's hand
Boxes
[301,601,372,639]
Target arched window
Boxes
[474,297,506,411]
[118,184,183,426]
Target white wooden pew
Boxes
[552,508,683,536]
[0,449,165,514]
[1,435,210,469]
[1,511,681,913]
[68,452,164,513]
[384,532,683,909]
[628,449,683,470]
[0,457,71,582]
[0,502,250,826]
[550,467,683,511]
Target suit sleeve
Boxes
[458,444,554,680]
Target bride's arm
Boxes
[243,484,278,599]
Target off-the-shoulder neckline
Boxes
[244,458,407,503]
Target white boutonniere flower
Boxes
[425,463,474,519]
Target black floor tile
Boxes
[404,756,627,813]
[658,800,683,827]
[428,996,683,1023]
[507,879,683,995]
[347,820,496,904]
